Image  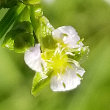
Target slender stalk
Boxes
[29,5,42,34]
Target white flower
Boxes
[24,44,85,92]
[52,26,83,48]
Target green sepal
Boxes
[31,72,51,96]
[68,46,89,62]
[2,21,35,53]
[22,0,40,5]
[0,0,19,8]
[0,4,25,39]
[36,16,56,50]
[30,5,56,50]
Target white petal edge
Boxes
[50,64,85,92]
[52,26,83,48]
[24,44,43,73]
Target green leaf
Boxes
[16,6,31,22]
[1,7,35,53]
[2,21,35,53]
[0,0,18,8]
[31,72,50,96]
[0,4,25,40]
[2,31,15,50]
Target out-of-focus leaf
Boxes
[0,0,18,8]
[0,4,25,39]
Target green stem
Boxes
[0,4,25,39]
[29,5,42,34]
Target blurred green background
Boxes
[0,0,110,110]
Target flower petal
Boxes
[50,64,85,91]
[52,26,83,48]
[24,44,42,72]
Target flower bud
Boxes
[14,32,34,52]
[2,21,35,53]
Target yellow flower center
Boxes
[41,47,68,75]
[50,52,68,75]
